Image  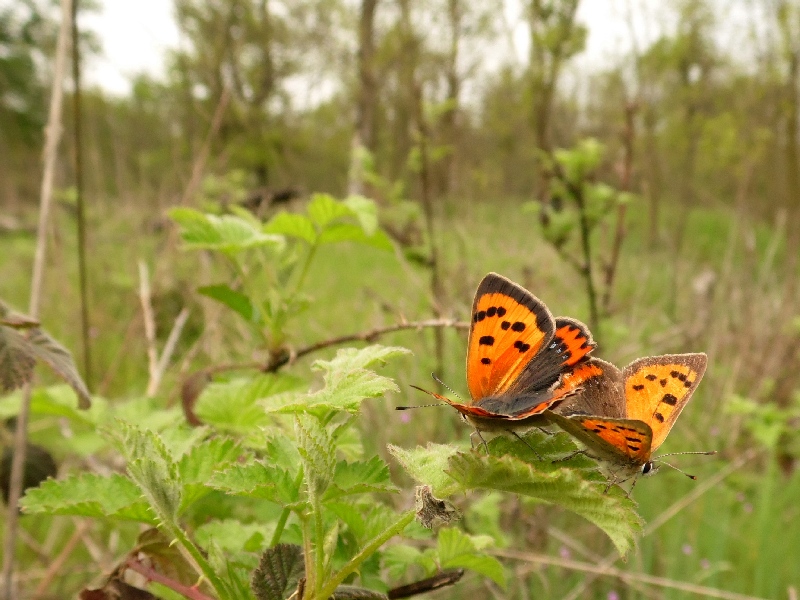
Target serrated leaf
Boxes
[106,421,182,525]
[263,212,317,244]
[169,207,285,253]
[136,528,201,587]
[387,443,460,496]
[196,374,303,433]
[381,544,429,580]
[265,346,409,416]
[308,194,353,228]
[178,437,242,510]
[295,415,335,497]
[208,461,299,505]
[195,520,268,554]
[436,528,505,588]
[446,450,642,556]
[198,284,259,322]
[323,456,396,501]
[20,473,156,524]
[251,543,305,600]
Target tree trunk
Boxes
[349,0,379,196]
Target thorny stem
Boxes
[270,467,305,548]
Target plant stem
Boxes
[270,468,305,547]
[166,522,229,599]
[572,183,599,334]
[314,510,416,600]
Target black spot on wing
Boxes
[479,336,494,346]
[645,374,657,381]
[501,321,510,330]
[662,393,678,406]
[654,412,665,423]
[632,384,645,391]
[511,321,526,332]
[481,358,491,365]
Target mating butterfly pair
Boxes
[410,273,709,484]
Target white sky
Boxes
[81,0,761,96]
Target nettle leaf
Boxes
[196,374,304,433]
[251,543,305,600]
[266,346,410,416]
[0,319,36,393]
[20,473,156,524]
[106,421,182,525]
[198,284,259,323]
[263,212,317,244]
[323,456,396,501]
[446,440,643,557]
[436,528,505,588]
[208,460,299,505]
[387,443,460,497]
[381,544,433,580]
[331,586,388,600]
[169,207,285,254]
[178,437,242,510]
[295,415,336,497]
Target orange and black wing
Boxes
[548,413,653,468]
[623,353,707,452]
[466,273,557,401]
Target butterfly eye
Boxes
[641,461,658,476]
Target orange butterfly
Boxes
[547,353,711,486]
[407,273,605,444]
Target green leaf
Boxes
[0,318,36,394]
[446,446,642,557]
[331,586,388,599]
[195,519,268,555]
[20,473,156,524]
[317,223,393,251]
[251,543,305,600]
[178,437,242,510]
[196,374,304,433]
[308,193,352,228]
[264,346,410,416]
[343,195,379,235]
[323,456,396,501]
[295,415,335,497]
[387,443,460,497]
[436,528,506,588]
[208,460,299,505]
[198,284,259,322]
[169,207,285,254]
[264,212,317,244]
[106,421,182,525]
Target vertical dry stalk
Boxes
[2,0,73,596]
[138,261,160,391]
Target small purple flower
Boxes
[559,546,571,560]
[700,559,711,570]
[682,543,692,555]
[399,412,411,424]
[607,591,620,600]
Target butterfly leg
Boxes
[509,430,543,460]
[470,430,490,454]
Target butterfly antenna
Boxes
[431,373,465,402]
[396,385,450,410]
[656,450,717,458]
[651,459,700,480]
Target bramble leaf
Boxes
[251,543,305,600]
[295,414,335,497]
[208,460,300,505]
[323,456,396,501]
[264,212,317,244]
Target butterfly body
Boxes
[548,353,708,481]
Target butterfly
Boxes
[546,353,710,486]
[405,272,605,446]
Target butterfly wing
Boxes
[622,353,707,452]
[550,358,625,418]
[466,273,557,401]
[548,413,653,468]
